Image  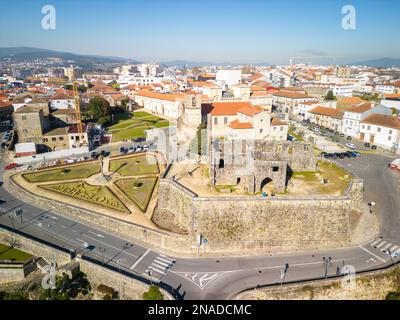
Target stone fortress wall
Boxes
[6,161,367,255]
[153,163,366,253]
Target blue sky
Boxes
[0,0,399,64]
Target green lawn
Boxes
[40,181,129,213]
[115,177,157,212]
[23,163,101,183]
[108,111,169,142]
[109,155,159,176]
[0,243,32,262]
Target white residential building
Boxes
[49,93,75,110]
[375,84,396,94]
[342,103,392,138]
[216,70,242,89]
[360,114,400,153]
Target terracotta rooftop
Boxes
[136,90,183,102]
[207,101,256,116]
[309,106,344,119]
[271,118,288,126]
[344,102,372,113]
[229,119,253,129]
[361,114,400,130]
[237,105,264,117]
[14,105,39,114]
[273,91,312,99]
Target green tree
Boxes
[325,90,336,101]
[88,97,111,121]
[143,285,164,300]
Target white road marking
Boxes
[359,246,386,262]
[389,245,399,252]
[376,241,386,248]
[88,230,104,238]
[381,243,392,251]
[199,273,219,288]
[81,234,139,259]
[370,239,382,246]
[150,265,166,274]
[129,248,151,270]
[157,256,173,264]
[153,260,169,268]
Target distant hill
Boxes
[0,47,139,66]
[160,60,271,67]
[352,57,400,68]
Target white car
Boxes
[345,143,356,149]
[311,127,320,133]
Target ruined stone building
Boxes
[209,139,316,193]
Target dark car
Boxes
[90,152,98,159]
[364,142,371,148]
[120,147,127,154]
[346,136,352,140]
[331,153,338,159]
[371,145,377,150]
[134,137,146,143]
[345,151,356,158]
[338,153,346,159]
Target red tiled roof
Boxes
[208,102,253,116]
[344,102,372,113]
[361,114,400,130]
[273,91,312,99]
[237,105,264,117]
[136,90,184,102]
[229,119,253,129]
[309,106,344,119]
[271,118,287,126]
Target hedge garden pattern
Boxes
[21,154,161,214]
[40,181,129,213]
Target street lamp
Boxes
[323,257,332,279]
[368,202,376,214]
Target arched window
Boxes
[218,159,224,168]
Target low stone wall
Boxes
[4,173,194,257]
[0,228,71,266]
[0,265,26,284]
[235,266,400,300]
[78,258,148,300]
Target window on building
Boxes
[367,125,371,130]
[192,97,196,107]
[218,159,224,168]
[388,136,392,141]
[214,117,218,125]
[52,137,56,141]
[42,138,48,142]
[22,116,27,120]
[273,166,279,172]
[59,137,64,141]
[70,136,74,140]
[361,125,365,129]
[377,127,381,133]
[260,129,263,133]
[389,130,393,134]
[224,117,228,124]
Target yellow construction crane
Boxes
[47,77,86,136]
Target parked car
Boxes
[120,147,127,154]
[91,152,98,159]
[331,153,338,159]
[340,133,345,137]
[345,143,356,149]
[346,136,352,140]
[4,163,18,170]
[319,131,328,136]
[338,153,346,159]
[371,145,377,150]
[311,127,320,133]
[335,131,340,135]
[364,142,371,148]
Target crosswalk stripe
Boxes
[157,256,173,264]
[376,241,386,248]
[389,245,399,252]
[159,254,171,259]
[153,260,169,268]
[382,243,393,251]
[370,239,382,246]
[149,265,166,274]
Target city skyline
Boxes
[1,0,400,65]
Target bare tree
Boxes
[3,234,19,248]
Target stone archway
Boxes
[260,177,273,193]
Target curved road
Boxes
[0,153,399,299]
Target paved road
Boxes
[0,151,399,299]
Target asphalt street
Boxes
[0,142,399,299]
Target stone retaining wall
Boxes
[235,266,400,300]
